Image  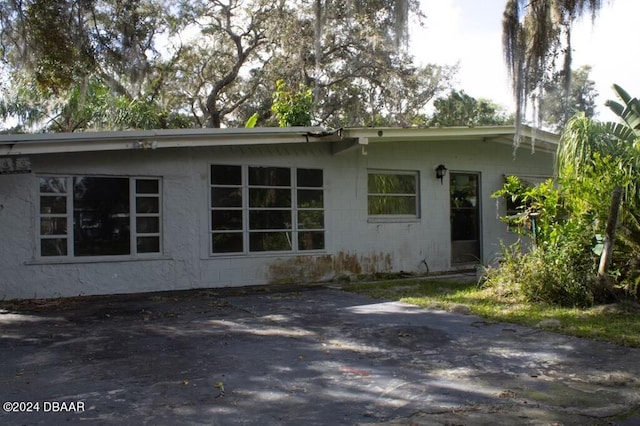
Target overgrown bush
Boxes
[483,221,597,307]
[485,176,600,307]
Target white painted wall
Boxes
[0,138,554,299]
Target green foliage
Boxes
[492,176,567,243]
[427,90,513,127]
[244,113,259,128]
[484,238,596,307]
[540,65,598,131]
[489,176,598,307]
[1,0,453,130]
[488,85,640,306]
[271,80,313,127]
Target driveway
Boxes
[1,285,639,425]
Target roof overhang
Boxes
[0,127,342,156]
[339,125,559,154]
[0,125,558,156]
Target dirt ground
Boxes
[1,285,640,425]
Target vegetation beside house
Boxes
[484,85,640,307]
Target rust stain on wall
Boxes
[268,251,393,284]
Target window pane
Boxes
[136,197,159,213]
[137,236,160,253]
[298,231,324,251]
[368,174,416,194]
[249,167,290,186]
[39,177,67,193]
[212,210,243,230]
[297,169,323,187]
[73,177,130,256]
[41,218,67,235]
[40,196,67,214]
[211,165,241,185]
[249,188,291,208]
[136,179,159,194]
[368,195,417,215]
[213,233,243,253]
[41,238,67,256]
[249,232,292,251]
[249,210,291,230]
[212,187,242,207]
[298,210,324,229]
[75,177,129,212]
[136,217,159,234]
[75,216,130,256]
[297,189,323,208]
[451,210,479,240]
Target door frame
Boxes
[449,171,482,265]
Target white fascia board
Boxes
[341,125,559,149]
[0,127,336,156]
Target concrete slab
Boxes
[1,287,639,425]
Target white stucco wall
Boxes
[0,138,554,299]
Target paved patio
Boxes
[1,286,639,425]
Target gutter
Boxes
[0,127,339,156]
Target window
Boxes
[38,176,161,258]
[367,171,419,217]
[210,165,324,254]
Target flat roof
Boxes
[0,125,558,156]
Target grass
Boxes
[344,277,640,348]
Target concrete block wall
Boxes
[0,138,554,299]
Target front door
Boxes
[450,172,481,264]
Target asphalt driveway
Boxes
[1,285,640,425]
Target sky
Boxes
[410,0,638,122]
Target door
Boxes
[450,172,481,264]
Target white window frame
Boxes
[367,169,420,220]
[209,165,325,255]
[37,175,162,259]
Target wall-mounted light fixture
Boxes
[435,164,447,185]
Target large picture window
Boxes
[210,165,324,254]
[38,176,161,258]
[367,171,419,217]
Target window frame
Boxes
[367,169,420,220]
[36,175,163,260]
[209,165,325,255]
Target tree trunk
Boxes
[598,186,623,280]
[207,110,222,128]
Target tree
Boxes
[0,0,188,131]
[540,65,597,130]
[271,80,313,127]
[553,84,640,299]
[427,90,513,127]
[502,0,605,138]
[1,0,451,131]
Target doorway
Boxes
[450,172,481,264]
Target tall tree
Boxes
[502,0,605,139]
[1,0,447,131]
[540,65,598,130]
[427,90,513,127]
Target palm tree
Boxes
[502,0,605,138]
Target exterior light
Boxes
[435,164,447,184]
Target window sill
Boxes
[206,250,327,259]
[367,217,421,224]
[26,255,173,266]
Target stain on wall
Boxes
[268,251,393,284]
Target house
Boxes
[0,126,558,299]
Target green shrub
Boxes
[484,227,597,308]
